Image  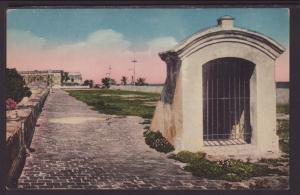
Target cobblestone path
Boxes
[17,89,227,190]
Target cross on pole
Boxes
[106,65,112,86]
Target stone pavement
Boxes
[17,89,228,190]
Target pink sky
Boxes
[7,29,289,84]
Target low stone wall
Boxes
[110,85,163,93]
[54,85,90,89]
[5,88,49,188]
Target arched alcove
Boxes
[202,57,255,145]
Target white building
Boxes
[151,16,285,159]
[65,72,82,85]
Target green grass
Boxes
[170,151,287,182]
[66,89,160,119]
[277,104,289,114]
[258,157,288,166]
[277,119,289,153]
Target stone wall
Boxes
[110,85,163,93]
[5,88,49,188]
[56,85,90,89]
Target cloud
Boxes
[56,29,131,53]
[7,29,178,83]
[7,29,48,50]
[146,36,178,53]
[87,29,131,50]
[7,28,177,54]
[7,28,289,83]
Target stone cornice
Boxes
[159,26,286,61]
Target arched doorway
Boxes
[203,57,255,145]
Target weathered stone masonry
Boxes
[5,89,49,187]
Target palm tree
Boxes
[101,77,110,88]
[135,77,147,86]
[83,80,94,88]
[121,76,128,85]
[61,72,70,84]
[102,77,116,88]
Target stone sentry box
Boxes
[150,16,285,159]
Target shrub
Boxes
[101,77,116,88]
[186,158,225,179]
[172,151,206,163]
[219,159,265,179]
[144,130,174,153]
[6,68,32,103]
[172,151,285,182]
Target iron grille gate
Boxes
[203,58,254,146]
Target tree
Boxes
[61,72,70,83]
[47,74,53,86]
[121,76,128,85]
[135,77,147,86]
[6,68,32,103]
[101,77,116,88]
[110,78,116,85]
[83,80,94,88]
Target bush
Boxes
[186,158,225,179]
[219,159,265,179]
[172,151,206,163]
[144,130,174,153]
[172,152,284,182]
[6,68,31,103]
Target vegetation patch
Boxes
[143,130,174,153]
[170,151,286,182]
[6,68,32,103]
[66,89,160,119]
[258,157,288,167]
[276,104,289,114]
[277,119,289,153]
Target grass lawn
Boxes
[276,103,289,114]
[277,119,289,153]
[67,89,289,153]
[65,89,160,119]
[276,103,289,154]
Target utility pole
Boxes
[131,58,137,86]
[106,65,112,86]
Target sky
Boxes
[7,8,289,84]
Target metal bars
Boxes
[203,58,254,145]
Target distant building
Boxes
[19,70,63,87]
[65,72,82,86]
